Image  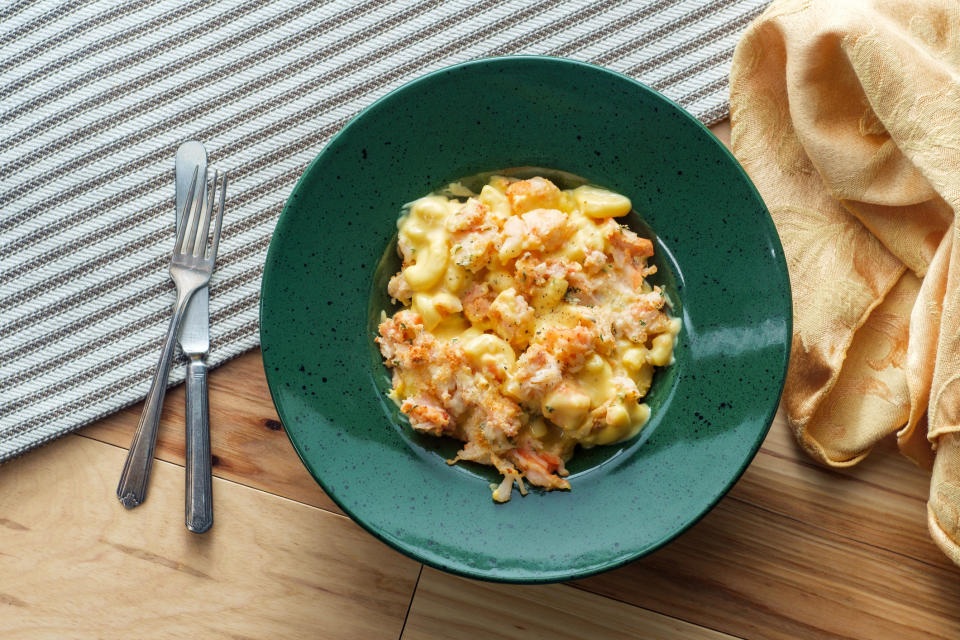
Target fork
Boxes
[117,167,227,509]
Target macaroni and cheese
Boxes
[376,175,679,501]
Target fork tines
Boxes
[175,168,228,262]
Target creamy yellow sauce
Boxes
[377,175,679,501]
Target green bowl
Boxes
[260,56,791,583]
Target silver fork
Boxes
[117,167,227,509]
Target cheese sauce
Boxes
[376,175,679,501]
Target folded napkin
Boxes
[729,0,960,563]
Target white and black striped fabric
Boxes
[0,0,769,460]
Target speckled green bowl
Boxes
[260,56,791,583]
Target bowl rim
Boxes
[259,54,792,583]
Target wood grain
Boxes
[402,567,736,640]
[0,434,419,639]
[739,414,947,569]
[81,351,341,514]
[574,493,960,640]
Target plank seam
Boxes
[398,564,425,639]
[563,583,746,640]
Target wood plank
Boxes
[402,567,736,640]
[574,495,960,640]
[0,434,420,640]
[80,350,341,514]
[735,412,947,569]
[712,119,731,145]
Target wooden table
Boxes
[4,124,960,639]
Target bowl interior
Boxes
[367,166,682,483]
[260,56,791,583]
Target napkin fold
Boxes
[729,0,960,564]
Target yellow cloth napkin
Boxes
[729,0,960,564]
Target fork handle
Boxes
[117,286,196,508]
[185,356,213,533]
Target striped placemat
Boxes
[0,0,769,461]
